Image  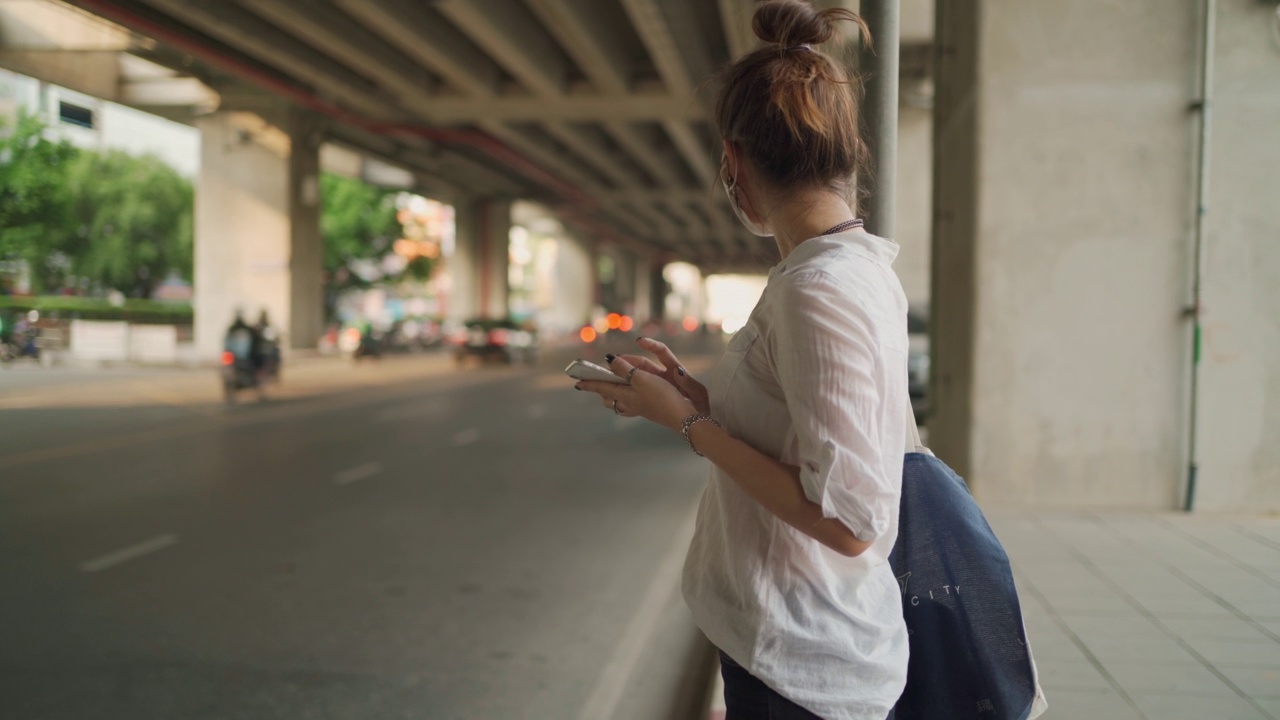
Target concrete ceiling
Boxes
[41,0,907,271]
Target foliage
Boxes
[320,172,403,288]
[62,149,194,297]
[1,113,417,299]
[0,111,194,295]
[0,110,78,288]
[0,295,192,324]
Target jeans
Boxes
[718,651,825,720]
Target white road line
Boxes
[333,461,382,485]
[576,506,698,720]
[452,428,481,446]
[79,534,178,573]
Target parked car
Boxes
[908,307,929,424]
[450,318,537,366]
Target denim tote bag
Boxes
[887,417,1047,720]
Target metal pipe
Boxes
[859,0,900,238]
[1184,0,1216,512]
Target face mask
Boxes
[721,157,772,237]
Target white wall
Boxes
[935,1,1203,508]
[1194,0,1280,511]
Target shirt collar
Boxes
[768,229,900,278]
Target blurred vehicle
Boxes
[0,311,45,366]
[221,325,266,403]
[908,307,930,424]
[353,323,383,361]
[451,318,537,366]
[387,317,443,352]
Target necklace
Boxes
[820,218,864,236]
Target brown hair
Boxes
[713,0,871,197]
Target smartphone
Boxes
[565,359,629,384]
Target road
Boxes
[0,341,721,719]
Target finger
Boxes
[605,354,635,381]
[618,354,665,375]
[636,336,682,372]
[577,380,627,400]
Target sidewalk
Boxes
[706,509,1280,720]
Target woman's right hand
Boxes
[619,337,710,414]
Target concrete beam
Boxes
[523,0,630,95]
[331,0,501,98]
[717,0,755,60]
[236,0,439,104]
[0,0,131,51]
[603,121,687,189]
[543,122,643,190]
[425,94,705,125]
[137,0,390,118]
[120,75,218,107]
[436,0,568,98]
[662,120,717,186]
[620,0,693,96]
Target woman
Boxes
[575,1,909,718]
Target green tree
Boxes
[62,149,194,296]
[319,172,402,288]
[0,110,78,291]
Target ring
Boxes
[626,368,638,382]
[612,399,621,415]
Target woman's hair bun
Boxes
[751,0,843,47]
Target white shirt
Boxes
[681,231,910,720]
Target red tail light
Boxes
[220,351,234,366]
[488,329,509,346]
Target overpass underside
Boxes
[49,0,796,271]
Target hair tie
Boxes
[787,43,814,52]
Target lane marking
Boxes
[80,534,178,573]
[333,461,382,485]
[452,428,481,446]
[577,505,698,720]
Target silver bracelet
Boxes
[680,413,721,456]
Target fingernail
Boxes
[677,367,686,376]
[637,336,649,341]
[605,354,616,363]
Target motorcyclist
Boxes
[254,310,280,379]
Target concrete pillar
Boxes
[633,255,653,324]
[1193,0,1280,512]
[448,197,512,322]
[931,1,1198,508]
[193,110,322,359]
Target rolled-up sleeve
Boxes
[771,271,896,542]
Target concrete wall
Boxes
[193,110,322,357]
[1193,0,1280,511]
[933,1,1209,508]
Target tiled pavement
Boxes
[988,510,1280,720]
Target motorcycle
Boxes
[221,327,267,403]
[0,327,40,366]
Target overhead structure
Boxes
[44,0,794,270]
[12,0,925,272]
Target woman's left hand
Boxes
[576,356,696,431]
